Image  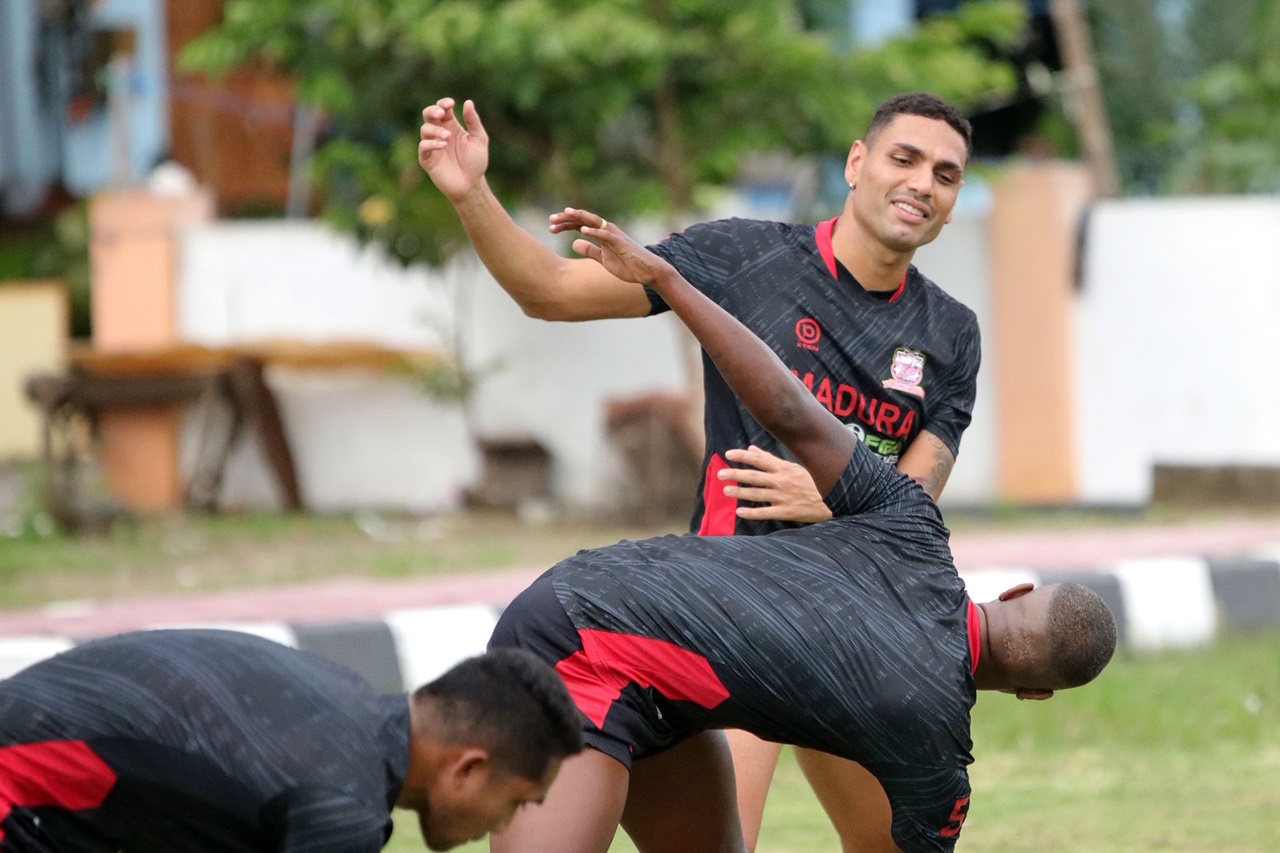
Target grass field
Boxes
[385,629,1280,852]
[0,499,1255,611]
[0,508,684,610]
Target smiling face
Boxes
[414,756,562,851]
[845,113,968,253]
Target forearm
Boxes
[452,181,577,320]
[896,431,955,501]
[650,268,820,451]
[574,214,855,495]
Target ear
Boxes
[845,141,867,187]
[998,582,1035,602]
[1015,688,1054,701]
[444,747,492,790]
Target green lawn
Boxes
[0,509,682,610]
[0,500,1260,612]
[386,630,1280,852]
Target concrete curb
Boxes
[2,556,1278,690]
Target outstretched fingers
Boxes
[460,99,487,143]
[724,445,787,473]
[550,207,609,236]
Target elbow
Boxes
[519,299,577,322]
[517,300,557,321]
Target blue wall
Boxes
[0,0,169,217]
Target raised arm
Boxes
[562,210,858,496]
[418,98,650,321]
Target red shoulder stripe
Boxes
[0,740,117,842]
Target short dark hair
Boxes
[414,648,583,779]
[1045,584,1118,688]
[864,92,973,156]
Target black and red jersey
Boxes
[547,440,979,852]
[647,217,981,536]
[0,630,408,852]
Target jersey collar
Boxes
[967,598,981,675]
[815,217,908,303]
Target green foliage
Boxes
[1171,0,1280,193]
[0,204,92,338]
[182,0,1024,267]
[1093,0,1280,194]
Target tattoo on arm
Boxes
[907,433,955,501]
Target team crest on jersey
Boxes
[882,347,926,398]
[795,318,822,352]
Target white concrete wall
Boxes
[179,220,453,349]
[913,211,1000,507]
[1076,197,1280,504]
[177,220,686,512]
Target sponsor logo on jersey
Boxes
[794,371,917,442]
[795,318,822,352]
[845,423,901,462]
[882,347,926,398]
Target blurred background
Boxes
[5,0,1280,533]
[1,3,1279,849]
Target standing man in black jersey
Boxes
[483,215,1116,853]
[0,632,582,852]
[420,92,980,851]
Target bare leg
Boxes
[723,729,784,852]
[793,748,899,853]
[491,748,629,853]
[620,731,747,853]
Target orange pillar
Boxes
[988,162,1094,504]
[90,189,214,511]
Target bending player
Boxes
[486,213,1117,853]
[0,630,581,851]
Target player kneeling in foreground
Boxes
[0,630,582,851]
[487,211,1118,853]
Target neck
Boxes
[398,696,435,809]
[972,602,1000,691]
[832,204,914,292]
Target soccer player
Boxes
[485,214,1117,853]
[419,92,981,851]
[0,630,582,852]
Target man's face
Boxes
[845,113,968,253]
[416,757,561,851]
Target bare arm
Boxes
[563,210,857,496]
[418,98,650,321]
[896,430,955,501]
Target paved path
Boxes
[5,516,1280,639]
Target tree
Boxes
[182,0,1025,267]
[1169,0,1280,193]
[1089,0,1280,195]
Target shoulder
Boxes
[664,218,809,251]
[908,267,979,329]
[825,442,942,520]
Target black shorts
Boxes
[489,570,695,769]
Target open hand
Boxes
[721,446,833,523]
[555,208,675,287]
[418,97,489,202]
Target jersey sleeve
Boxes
[643,220,744,313]
[272,789,392,853]
[822,438,919,518]
[921,314,981,457]
[882,764,972,853]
